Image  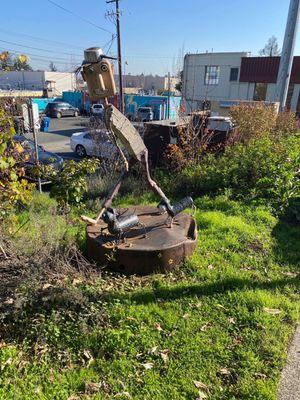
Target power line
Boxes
[0,28,84,50]
[46,0,113,34]
[0,39,82,57]
[124,54,185,59]
[0,48,80,66]
[0,47,80,63]
[105,35,116,54]
[102,34,117,51]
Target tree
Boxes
[0,52,32,71]
[0,51,14,71]
[13,55,32,71]
[175,70,183,93]
[259,36,281,56]
[49,61,57,72]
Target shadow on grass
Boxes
[272,202,300,272]
[96,275,300,305]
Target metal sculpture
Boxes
[80,47,193,236]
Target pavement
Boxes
[27,116,88,160]
[26,116,145,160]
[278,324,300,400]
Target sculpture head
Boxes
[81,47,117,101]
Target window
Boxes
[204,66,220,85]
[230,68,239,81]
[253,83,267,101]
[83,133,91,139]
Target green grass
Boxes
[0,194,299,399]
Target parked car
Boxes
[44,102,79,118]
[136,107,154,122]
[90,103,104,118]
[70,131,117,159]
[207,116,234,132]
[13,135,63,181]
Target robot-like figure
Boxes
[80,47,193,235]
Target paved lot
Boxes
[26,116,145,160]
[27,116,89,159]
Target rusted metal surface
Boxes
[86,205,197,275]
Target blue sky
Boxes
[0,0,296,75]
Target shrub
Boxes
[173,133,300,210]
[0,108,34,218]
[164,116,215,171]
[273,110,298,136]
[229,103,277,143]
[44,158,101,207]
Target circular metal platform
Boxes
[86,205,197,275]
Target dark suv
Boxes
[44,102,79,118]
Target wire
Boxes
[106,36,116,54]
[0,28,84,51]
[0,49,80,67]
[0,47,81,64]
[124,54,185,59]
[0,39,82,57]
[46,0,113,34]
[102,35,117,51]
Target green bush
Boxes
[43,158,100,207]
[172,133,300,210]
[0,108,34,218]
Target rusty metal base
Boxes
[86,205,197,275]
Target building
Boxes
[0,71,76,95]
[115,74,179,94]
[125,94,181,120]
[182,52,300,114]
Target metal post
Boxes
[275,0,300,111]
[124,60,128,92]
[167,72,171,119]
[107,0,124,113]
[29,99,42,193]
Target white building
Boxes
[182,52,300,114]
[0,71,76,95]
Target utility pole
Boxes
[275,0,300,111]
[167,72,171,119]
[106,0,124,113]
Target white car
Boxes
[70,131,117,158]
[90,103,104,117]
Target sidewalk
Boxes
[278,324,300,400]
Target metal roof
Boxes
[239,56,300,84]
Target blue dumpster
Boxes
[40,117,51,132]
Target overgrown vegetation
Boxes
[43,158,101,207]
[0,104,299,399]
[170,133,300,210]
[165,105,300,213]
[0,194,299,399]
[0,108,34,219]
